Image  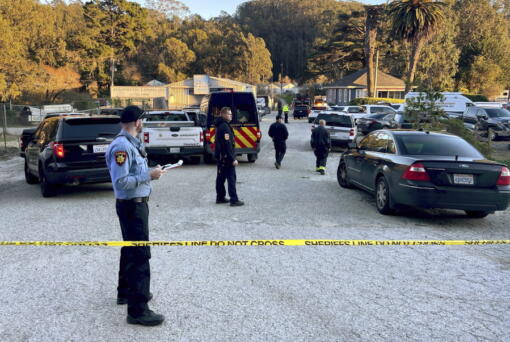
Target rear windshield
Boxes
[295,106,308,110]
[316,114,353,127]
[61,118,120,139]
[366,114,388,119]
[396,134,483,158]
[485,108,510,118]
[145,113,188,121]
[208,92,258,125]
[331,106,345,111]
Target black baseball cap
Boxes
[120,105,145,123]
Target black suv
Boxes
[24,115,121,197]
[462,106,510,140]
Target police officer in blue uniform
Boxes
[106,105,166,326]
[214,107,244,207]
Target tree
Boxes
[81,0,149,91]
[388,0,447,92]
[364,5,384,97]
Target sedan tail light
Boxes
[349,129,354,137]
[51,142,65,158]
[497,166,510,186]
[402,163,430,181]
[199,131,203,143]
[143,132,149,144]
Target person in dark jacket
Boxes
[214,107,244,207]
[268,115,289,169]
[311,119,331,175]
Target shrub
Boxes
[462,94,489,102]
[349,97,405,105]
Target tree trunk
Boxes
[406,38,425,93]
[364,6,380,97]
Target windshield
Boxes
[316,114,352,127]
[62,118,120,140]
[145,113,188,121]
[485,108,510,118]
[296,106,308,110]
[396,134,483,158]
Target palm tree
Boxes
[388,0,446,92]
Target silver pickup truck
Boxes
[142,111,204,163]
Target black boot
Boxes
[127,309,165,326]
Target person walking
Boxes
[311,119,331,175]
[268,115,289,169]
[106,105,166,326]
[214,107,244,207]
[282,104,290,123]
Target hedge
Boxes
[462,94,489,102]
[349,97,406,105]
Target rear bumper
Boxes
[393,183,510,211]
[205,144,260,156]
[146,146,204,156]
[331,137,354,145]
[45,165,111,185]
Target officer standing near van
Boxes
[106,105,166,326]
[268,115,289,169]
[215,107,244,206]
[311,119,331,175]
[282,104,290,123]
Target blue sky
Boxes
[135,0,386,19]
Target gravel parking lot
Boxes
[0,114,509,341]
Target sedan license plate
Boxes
[453,174,474,185]
[170,147,180,153]
[93,144,109,153]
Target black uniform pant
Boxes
[216,163,239,203]
[274,140,287,165]
[314,147,329,168]
[284,111,289,123]
[116,200,151,317]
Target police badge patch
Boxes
[115,151,127,166]
[224,133,230,140]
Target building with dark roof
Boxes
[324,69,406,105]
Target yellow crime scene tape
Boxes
[0,239,509,247]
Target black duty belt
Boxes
[116,197,149,203]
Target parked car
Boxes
[142,111,204,164]
[183,107,207,128]
[356,113,399,135]
[311,112,357,146]
[24,115,121,197]
[293,105,310,120]
[308,105,330,123]
[390,103,405,113]
[462,106,510,140]
[337,130,510,217]
[361,105,397,115]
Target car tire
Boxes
[189,156,201,164]
[375,176,395,215]
[25,161,38,184]
[247,153,257,163]
[465,210,490,218]
[39,167,57,197]
[337,162,354,189]
[204,153,215,164]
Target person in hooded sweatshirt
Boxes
[214,107,244,207]
[310,119,331,175]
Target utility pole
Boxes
[374,49,380,99]
[280,63,283,96]
[2,104,7,152]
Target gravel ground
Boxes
[0,114,508,341]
